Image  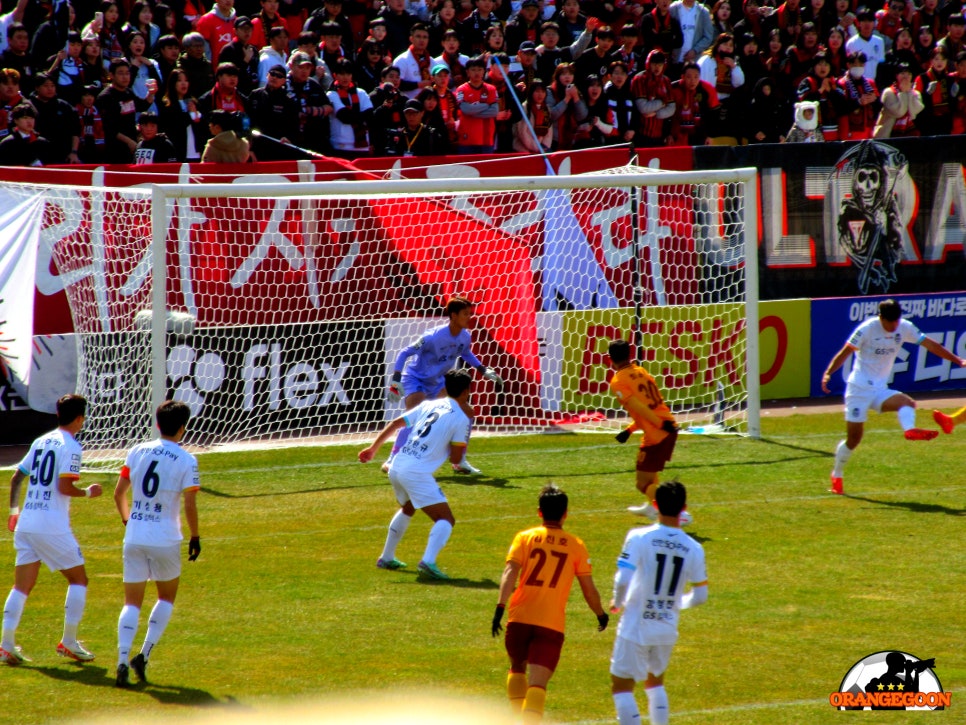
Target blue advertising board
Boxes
[811,293,966,398]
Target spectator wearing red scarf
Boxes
[394,23,434,99]
[328,58,373,157]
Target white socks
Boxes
[832,440,853,477]
[2,588,27,650]
[142,600,174,661]
[62,584,86,646]
[898,405,916,431]
[381,510,412,561]
[613,691,640,725]
[646,685,670,725]
[118,604,140,667]
[422,520,453,565]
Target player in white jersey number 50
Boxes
[2,394,102,666]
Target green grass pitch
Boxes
[1,411,964,724]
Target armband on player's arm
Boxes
[681,582,708,610]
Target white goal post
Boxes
[21,166,760,462]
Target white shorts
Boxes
[388,468,447,510]
[14,530,84,572]
[844,385,900,423]
[122,542,182,583]
[610,636,674,681]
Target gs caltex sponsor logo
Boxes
[830,651,951,710]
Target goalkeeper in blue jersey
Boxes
[386,297,503,475]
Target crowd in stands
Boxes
[0,0,963,165]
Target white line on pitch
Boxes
[558,686,966,724]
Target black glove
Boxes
[597,613,609,631]
[661,420,678,434]
[492,604,505,637]
[615,429,631,444]
[188,536,201,561]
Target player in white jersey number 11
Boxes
[609,480,708,725]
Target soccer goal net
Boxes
[13,164,758,463]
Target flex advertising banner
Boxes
[810,292,966,398]
[164,320,383,441]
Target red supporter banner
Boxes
[27,148,695,344]
[11,147,697,390]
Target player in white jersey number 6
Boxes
[821,298,966,495]
[113,400,201,688]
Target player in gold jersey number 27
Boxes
[491,484,609,723]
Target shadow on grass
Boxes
[439,475,516,489]
[736,438,835,458]
[203,481,389,498]
[30,663,238,707]
[844,494,966,516]
[391,574,500,589]
[141,684,245,707]
[28,663,114,689]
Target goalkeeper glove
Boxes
[661,420,678,434]
[480,367,504,392]
[188,536,201,561]
[388,370,403,403]
[615,429,631,444]
[492,604,505,637]
[597,613,609,631]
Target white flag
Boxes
[0,190,46,392]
